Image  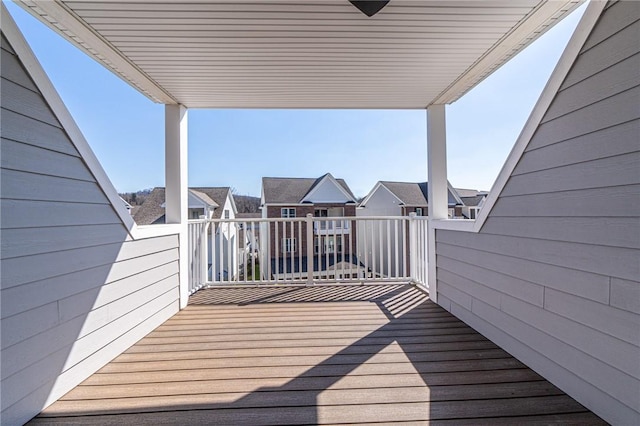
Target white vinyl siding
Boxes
[434,3,640,424]
[0,32,180,425]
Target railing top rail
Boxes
[188,215,427,225]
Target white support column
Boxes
[426,104,448,303]
[165,104,189,309]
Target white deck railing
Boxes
[187,214,429,290]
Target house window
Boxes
[314,207,343,217]
[281,208,296,218]
[282,238,296,253]
[224,210,230,219]
[470,208,477,219]
[314,236,342,254]
[415,207,423,216]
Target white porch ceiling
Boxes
[16,0,582,109]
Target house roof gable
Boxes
[262,174,355,205]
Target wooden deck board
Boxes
[31,284,605,425]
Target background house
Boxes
[357,181,464,277]
[455,188,489,219]
[358,181,463,218]
[260,173,361,280]
[135,187,239,280]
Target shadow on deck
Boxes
[30,284,605,425]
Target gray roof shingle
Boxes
[133,187,232,225]
[379,181,460,206]
[460,195,486,207]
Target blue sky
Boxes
[6,2,585,198]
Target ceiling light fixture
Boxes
[349,1,390,17]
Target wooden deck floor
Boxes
[31,284,605,425]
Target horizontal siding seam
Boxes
[57,288,179,375]
[557,50,640,92]
[0,223,125,232]
[542,287,640,349]
[0,194,112,206]
[0,299,179,413]
[0,92,63,131]
[464,297,640,412]
[0,246,177,288]
[1,286,179,382]
[522,117,639,155]
[539,84,640,125]
[438,269,502,308]
[61,270,180,324]
[0,135,82,158]
[577,16,640,56]
[437,253,544,305]
[437,233,640,260]
[1,165,99,185]
[496,182,640,199]
[0,73,43,97]
[510,150,640,179]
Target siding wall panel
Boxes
[532,85,640,144]
[610,277,640,314]
[436,242,610,303]
[1,108,80,156]
[0,30,181,425]
[544,52,640,122]
[435,3,640,423]
[1,47,37,91]
[1,79,61,126]
[515,118,639,173]
[0,224,128,259]
[1,138,96,181]
[1,33,16,54]
[480,216,640,249]
[578,2,638,53]
[450,298,638,425]
[561,18,639,88]
[491,185,640,217]
[1,168,109,204]
[503,151,640,196]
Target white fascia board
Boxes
[227,191,239,216]
[433,0,584,105]
[447,181,464,205]
[378,182,406,206]
[224,192,238,218]
[432,0,606,235]
[2,3,138,236]
[15,0,176,105]
[359,181,403,208]
[301,174,357,203]
[186,190,209,209]
[357,181,382,207]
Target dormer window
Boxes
[224,210,230,219]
